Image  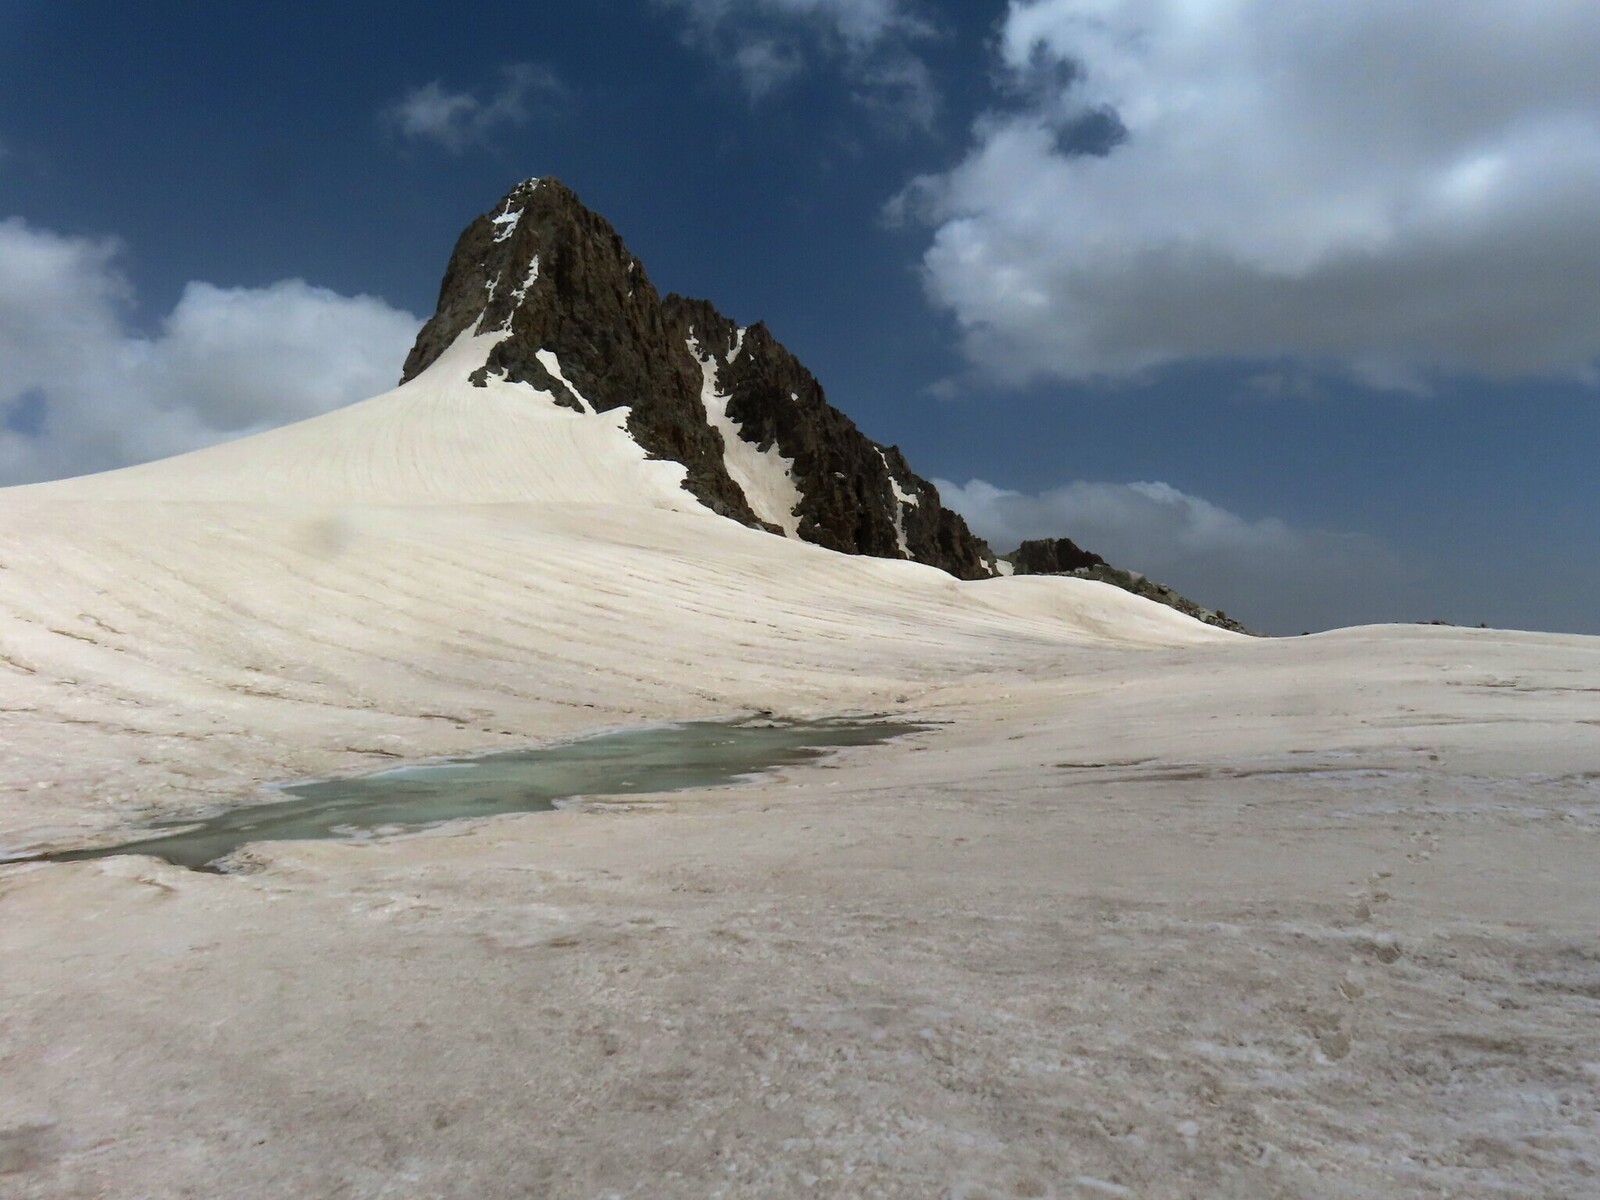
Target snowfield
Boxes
[1,341,1597,1198]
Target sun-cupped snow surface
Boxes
[689,332,805,538]
[12,330,689,508]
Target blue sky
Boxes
[3,0,1598,635]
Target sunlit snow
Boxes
[535,348,590,414]
[491,208,521,243]
[876,448,917,557]
[689,332,804,538]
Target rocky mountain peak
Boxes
[400,178,997,579]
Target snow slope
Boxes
[0,336,1228,846]
[4,332,1600,1199]
[13,332,689,507]
[689,333,805,538]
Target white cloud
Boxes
[852,52,938,133]
[675,0,919,46]
[937,476,1407,633]
[0,218,419,486]
[388,83,481,149]
[940,477,1309,565]
[732,39,806,98]
[384,64,563,153]
[901,0,1600,388]
[661,0,938,130]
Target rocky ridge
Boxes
[1009,539,1254,634]
[1011,537,1108,576]
[401,178,995,579]
[399,177,1253,620]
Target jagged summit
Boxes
[401,177,754,525]
[401,177,996,580]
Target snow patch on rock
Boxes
[491,207,521,243]
[876,448,917,558]
[511,255,540,304]
[690,334,803,538]
[535,349,590,413]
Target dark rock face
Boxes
[401,177,996,579]
[663,298,995,581]
[1013,537,1107,576]
[401,179,758,525]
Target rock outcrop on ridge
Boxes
[1009,539,1254,634]
[663,296,995,580]
[1011,537,1108,576]
[401,177,996,580]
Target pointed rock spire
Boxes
[401,178,997,579]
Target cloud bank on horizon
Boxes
[937,476,1405,633]
[899,0,1600,390]
[0,219,418,486]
